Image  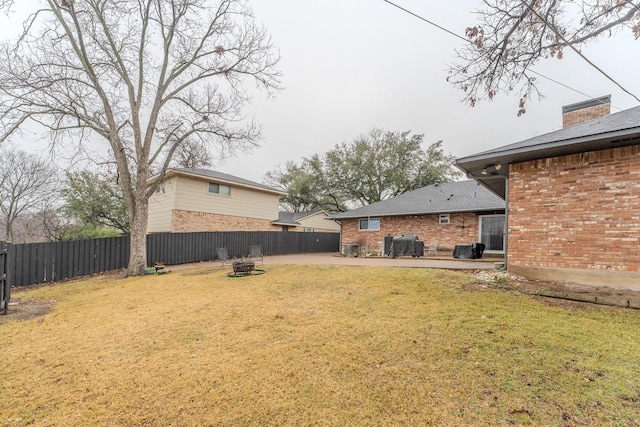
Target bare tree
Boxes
[0,149,59,242]
[35,208,72,242]
[170,139,214,169]
[0,0,281,274]
[448,0,640,114]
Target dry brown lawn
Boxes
[1,265,639,426]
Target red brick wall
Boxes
[340,213,481,253]
[562,103,610,128]
[508,145,640,272]
[172,210,280,232]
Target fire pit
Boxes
[228,259,264,277]
[232,259,255,274]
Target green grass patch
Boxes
[1,265,639,426]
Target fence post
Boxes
[0,241,9,315]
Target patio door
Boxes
[479,215,505,252]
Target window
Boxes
[359,218,380,231]
[303,228,315,232]
[439,214,450,225]
[479,215,505,252]
[208,182,231,195]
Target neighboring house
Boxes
[271,210,341,233]
[148,168,286,233]
[456,96,640,289]
[330,180,505,255]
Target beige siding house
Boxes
[271,210,341,233]
[148,168,286,233]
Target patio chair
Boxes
[217,247,230,268]
[249,245,263,265]
[426,242,438,256]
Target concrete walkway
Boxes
[169,252,500,271]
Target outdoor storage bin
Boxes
[453,242,485,259]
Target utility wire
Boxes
[382,0,465,41]
[527,69,616,108]
[382,0,636,109]
[519,0,640,103]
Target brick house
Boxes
[148,168,286,233]
[330,180,505,256]
[456,96,640,289]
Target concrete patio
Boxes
[170,252,501,271]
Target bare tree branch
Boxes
[0,148,59,242]
[448,0,640,113]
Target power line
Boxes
[527,69,619,109]
[519,0,640,104]
[382,0,635,109]
[382,0,465,42]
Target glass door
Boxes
[479,215,505,252]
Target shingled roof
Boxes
[456,105,640,197]
[330,180,504,220]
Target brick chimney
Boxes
[562,95,611,128]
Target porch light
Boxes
[481,164,502,176]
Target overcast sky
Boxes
[3,1,640,184]
[216,0,640,183]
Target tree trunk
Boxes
[5,218,14,243]
[126,194,149,276]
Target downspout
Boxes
[335,219,342,255]
[490,175,509,269]
[365,215,370,257]
[472,173,509,269]
[503,176,509,270]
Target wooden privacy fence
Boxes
[2,231,339,288]
[147,231,339,265]
[1,241,8,314]
[7,237,130,287]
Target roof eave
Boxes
[271,220,300,226]
[456,126,640,199]
[457,126,640,173]
[151,169,286,196]
[330,206,505,220]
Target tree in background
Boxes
[0,0,280,275]
[265,129,460,211]
[29,209,120,242]
[323,129,459,206]
[0,149,59,242]
[61,169,130,237]
[265,160,348,213]
[448,0,640,114]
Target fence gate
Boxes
[0,241,9,315]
